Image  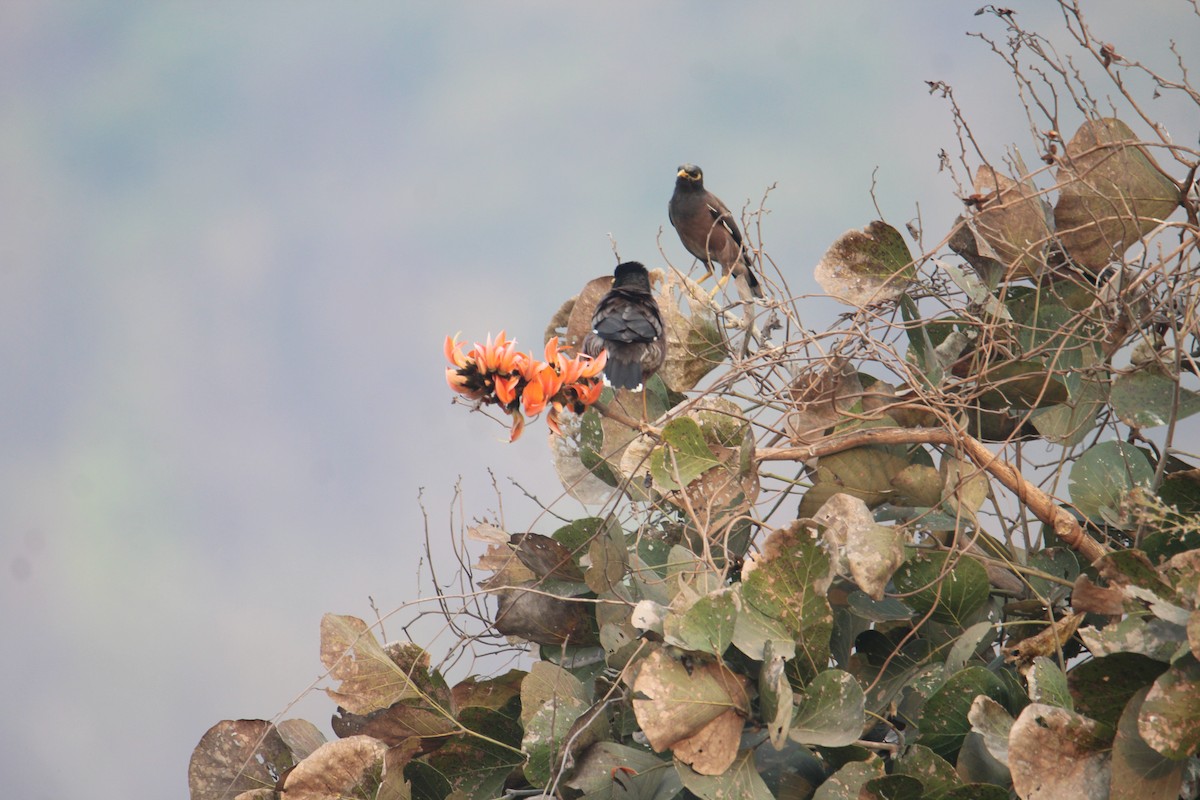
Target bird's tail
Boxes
[604,358,644,392]
[738,249,764,298]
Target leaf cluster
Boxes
[190,4,1200,798]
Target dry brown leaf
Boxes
[1008,704,1111,799]
[671,707,745,776]
[1070,574,1126,615]
[188,720,292,800]
[1053,118,1182,272]
[951,166,1053,281]
[320,615,422,715]
[814,493,905,601]
[281,735,388,799]
[632,648,749,753]
[784,358,862,444]
[492,585,598,646]
[1005,612,1085,672]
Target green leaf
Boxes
[1095,549,1176,600]
[798,418,914,517]
[918,666,1008,761]
[677,749,775,800]
[730,584,795,661]
[522,694,591,788]
[1138,654,1200,759]
[649,417,722,491]
[847,591,914,622]
[1028,656,1073,709]
[665,544,723,597]
[941,785,1009,800]
[422,707,524,799]
[553,516,607,554]
[662,589,737,656]
[741,523,833,681]
[859,774,924,800]
[1026,547,1079,604]
[893,744,963,800]
[977,361,1069,409]
[1078,616,1186,662]
[1031,373,1106,446]
[758,640,792,750]
[812,760,885,800]
[893,550,989,627]
[1069,440,1154,525]
[938,259,1009,320]
[1112,370,1200,429]
[1112,687,1186,800]
[945,621,997,674]
[565,742,670,797]
[788,669,866,747]
[404,760,452,800]
[584,517,627,595]
[520,662,587,726]
[851,630,934,714]
[1069,652,1169,730]
[815,220,915,307]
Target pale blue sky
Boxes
[0,3,1195,797]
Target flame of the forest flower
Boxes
[444,332,606,442]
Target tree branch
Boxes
[757,426,1109,564]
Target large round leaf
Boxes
[788,669,866,747]
[1068,440,1153,526]
[917,666,1007,761]
[893,550,989,627]
[1053,117,1182,272]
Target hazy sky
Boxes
[1,3,1196,797]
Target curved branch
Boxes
[757,426,1108,564]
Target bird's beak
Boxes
[677,168,689,178]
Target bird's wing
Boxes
[593,291,662,344]
[706,197,745,250]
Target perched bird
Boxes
[583,262,666,393]
[669,163,763,299]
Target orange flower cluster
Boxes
[445,331,607,441]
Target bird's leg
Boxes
[708,271,731,299]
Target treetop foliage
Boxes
[191,4,1200,799]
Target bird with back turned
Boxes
[668,163,763,299]
[582,262,665,394]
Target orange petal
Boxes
[494,375,520,406]
[508,410,525,442]
[444,334,469,368]
[573,379,604,406]
[581,350,608,378]
[522,379,547,415]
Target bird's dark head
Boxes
[675,163,704,190]
[612,261,651,292]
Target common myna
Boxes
[582,262,665,392]
[668,163,763,299]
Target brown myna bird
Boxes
[668,163,763,299]
[582,262,666,393]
